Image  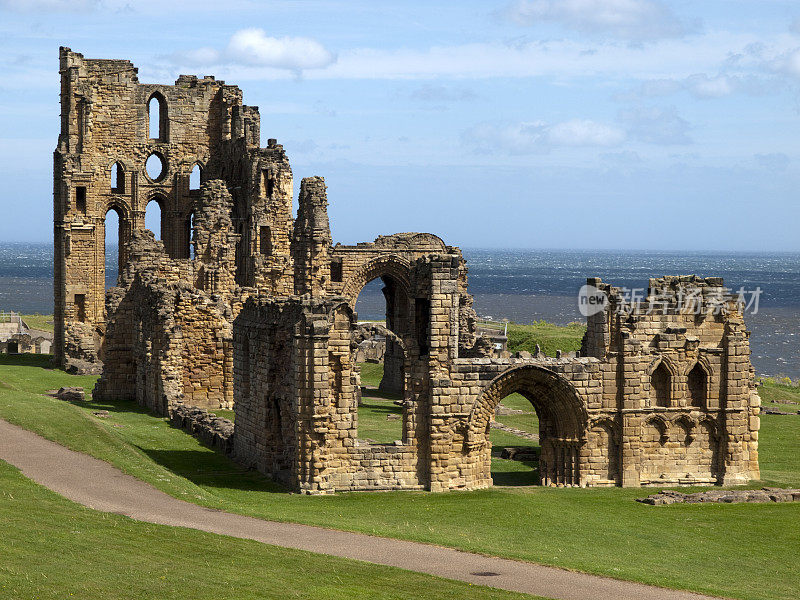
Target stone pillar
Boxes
[292,177,332,297]
[618,331,643,487]
[720,314,754,485]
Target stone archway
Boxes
[340,255,412,306]
[342,255,413,395]
[467,365,589,487]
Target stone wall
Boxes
[54,47,293,373]
[66,50,760,494]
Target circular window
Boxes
[145,152,166,182]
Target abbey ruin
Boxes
[54,48,761,493]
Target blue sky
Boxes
[2,0,800,250]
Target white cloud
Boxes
[503,0,696,41]
[171,28,336,73]
[164,30,784,83]
[548,119,626,146]
[684,73,734,98]
[626,73,736,100]
[776,47,800,79]
[0,0,98,10]
[226,29,335,70]
[619,106,691,144]
[466,119,624,154]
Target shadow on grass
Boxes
[0,353,54,368]
[359,399,402,415]
[491,464,540,487]
[361,387,402,402]
[491,446,540,487]
[138,448,287,493]
[59,390,288,495]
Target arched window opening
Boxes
[651,363,671,408]
[111,162,125,194]
[190,164,201,190]
[145,152,166,182]
[104,207,122,289]
[147,93,167,141]
[688,363,707,409]
[353,275,410,445]
[145,198,163,241]
[330,259,343,283]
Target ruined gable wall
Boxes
[234,297,424,493]
[208,137,295,294]
[55,47,285,371]
[232,298,301,486]
[95,225,240,415]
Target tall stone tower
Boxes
[292,176,332,297]
[53,47,294,371]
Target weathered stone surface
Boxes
[57,386,85,402]
[56,49,761,494]
[169,402,234,454]
[637,488,800,505]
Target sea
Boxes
[2,243,798,379]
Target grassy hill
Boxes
[0,353,798,600]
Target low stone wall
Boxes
[169,402,234,455]
[324,444,423,492]
[637,488,800,505]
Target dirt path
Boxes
[0,418,719,600]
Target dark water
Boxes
[2,244,797,378]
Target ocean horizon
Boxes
[2,242,798,378]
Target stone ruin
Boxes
[54,48,761,493]
[0,312,53,356]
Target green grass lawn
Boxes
[0,460,531,600]
[358,392,403,444]
[1,354,799,600]
[19,313,54,332]
[758,380,800,412]
[505,321,585,357]
[358,361,384,388]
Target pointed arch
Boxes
[145,193,165,241]
[587,417,620,483]
[341,254,412,305]
[467,365,588,487]
[675,414,697,446]
[103,201,132,283]
[110,160,126,194]
[649,358,675,408]
[644,414,669,446]
[686,359,710,409]
[189,162,203,191]
[147,91,168,141]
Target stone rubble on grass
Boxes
[169,401,234,455]
[637,487,800,505]
[53,47,763,494]
[56,387,85,402]
[490,420,539,442]
[500,447,538,462]
[760,408,799,415]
